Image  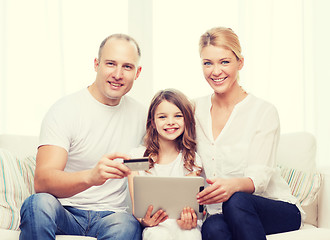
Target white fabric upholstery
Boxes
[267,228,330,240]
[276,132,320,226]
[0,135,38,158]
[0,229,96,240]
[269,132,330,239]
[318,168,330,228]
[276,132,316,171]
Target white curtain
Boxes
[0,0,129,135]
[153,0,311,133]
[152,0,330,167]
[1,0,329,167]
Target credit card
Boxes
[124,157,149,171]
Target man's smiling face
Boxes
[91,38,141,106]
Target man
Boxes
[19,34,146,240]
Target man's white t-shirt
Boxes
[39,88,147,212]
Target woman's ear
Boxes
[238,57,244,70]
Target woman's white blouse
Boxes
[194,94,298,215]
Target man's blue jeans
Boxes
[201,192,301,240]
[19,193,141,240]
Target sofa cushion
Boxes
[276,133,321,202]
[278,164,322,226]
[266,228,330,240]
[0,148,36,230]
[278,165,322,206]
[276,132,316,171]
[0,229,97,240]
[276,132,322,227]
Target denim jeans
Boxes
[19,193,141,240]
[201,192,301,240]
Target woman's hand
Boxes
[197,178,254,205]
[176,207,198,230]
[197,178,238,205]
[140,205,168,227]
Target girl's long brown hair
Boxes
[143,89,200,173]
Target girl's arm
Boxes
[127,171,139,214]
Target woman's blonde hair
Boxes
[199,27,243,60]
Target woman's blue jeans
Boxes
[19,193,141,240]
[201,192,301,240]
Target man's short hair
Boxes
[98,34,141,60]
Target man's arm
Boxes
[34,145,131,198]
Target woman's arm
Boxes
[197,177,254,205]
[244,105,280,195]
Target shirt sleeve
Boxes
[244,105,280,195]
[39,102,72,152]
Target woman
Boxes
[194,27,302,240]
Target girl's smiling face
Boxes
[154,100,185,143]
[201,45,244,95]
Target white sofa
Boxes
[1,132,330,240]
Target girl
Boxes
[195,27,302,240]
[128,88,202,240]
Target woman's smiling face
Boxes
[201,45,244,95]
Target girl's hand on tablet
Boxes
[177,207,197,230]
[140,205,168,227]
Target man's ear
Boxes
[94,58,99,72]
[135,66,142,80]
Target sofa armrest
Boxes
[0,134,38,157]
[318,168,330,228]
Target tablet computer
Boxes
[133,175,204,219]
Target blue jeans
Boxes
[19,193,141,240]
[201,192,301,240]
